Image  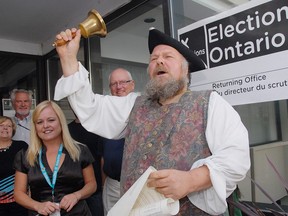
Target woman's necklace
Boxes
[0,142,12,152]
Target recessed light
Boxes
[144,18,156,23]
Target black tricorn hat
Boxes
[148,28,206,73]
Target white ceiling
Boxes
[0,0,246,56]
[0,0,249,89]
[0,0,130,55]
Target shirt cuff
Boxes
[54,62,88,100]
[187,158,228,215]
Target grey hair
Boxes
[182,58,189,72]
[181,59,191,85]
[10,89,33,102]
[108,68,133,83]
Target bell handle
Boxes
[52,32,77,47]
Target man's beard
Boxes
[16,109,30,116]
[144,75,188,102]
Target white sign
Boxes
[178,0,288,105]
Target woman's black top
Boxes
[14,144,94,216]
[0,140,28,203]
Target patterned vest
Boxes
[121,90,216,215]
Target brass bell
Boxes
[53,9,107,47]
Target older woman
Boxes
[0,116,28,216]
[14,100,96,216]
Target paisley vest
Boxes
[121,90,215,215]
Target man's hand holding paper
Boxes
[107,166,179,216]
[147,165,212,201]
[147,169,192,201]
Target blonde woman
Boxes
[0,116,28,216]
[14,101,96,216]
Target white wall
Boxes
[239,141,288,203]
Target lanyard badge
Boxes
[39,144,63,202]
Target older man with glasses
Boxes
[101,68,135,215]
[108,68,135,97]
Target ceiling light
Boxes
[144,18,156,23]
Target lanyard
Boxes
[39,144,63,202]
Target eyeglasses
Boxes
[109,80,132,88]
[0,124,12,129]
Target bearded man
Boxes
[54,28,250,215]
